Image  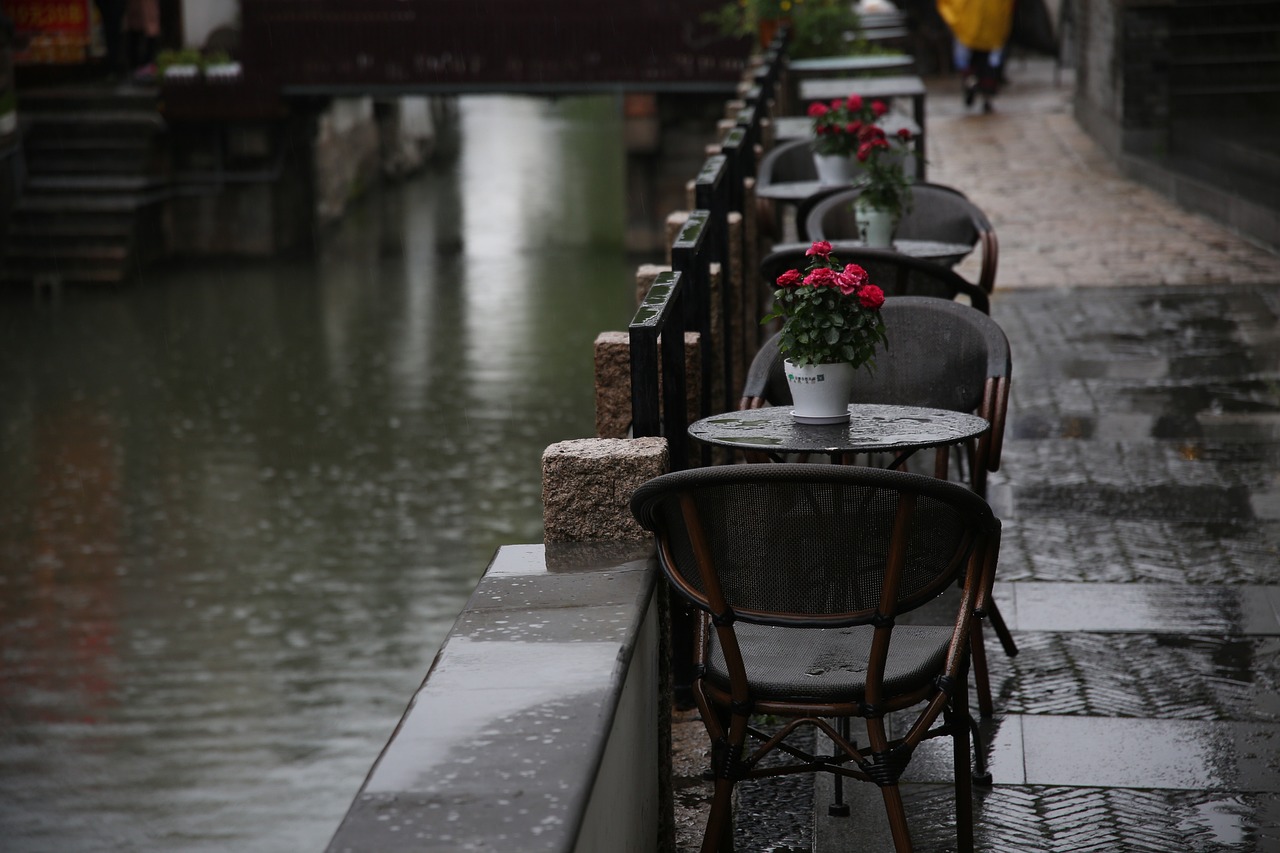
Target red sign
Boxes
[4,0,99,65]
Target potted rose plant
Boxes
[808,94,889,184]
[762,241,888,423]
[852,121,915,247]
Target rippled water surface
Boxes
[0,95,635,852]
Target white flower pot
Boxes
[785,360,855,424]
[813,153,855,185]
[855,199,896,248]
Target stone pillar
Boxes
[541,437,669,542]
[594,331,632,439]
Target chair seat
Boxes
[707,622,952,704]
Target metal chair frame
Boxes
[632,464,1000,853]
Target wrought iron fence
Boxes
[627,34,786,470]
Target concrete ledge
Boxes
[326,542,660,853]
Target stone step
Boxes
[0,265,128,286]
[5,243,129,263]
[26,150,156,175]
[18,83,159,114]
[15,190,168,214]
[25,174,169,194]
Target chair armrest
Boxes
[977,229,998,294]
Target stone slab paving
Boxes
[923,60,1280,290]
[672,59,1280,853]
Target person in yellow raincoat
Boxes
[936,0,1016,112]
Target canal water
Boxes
[0,95,638,852]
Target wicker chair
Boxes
[756,139,864,241]
[760,245,990,313]
[805,183,999,293]
[631,463,1000,853]
[740,297,1017,714]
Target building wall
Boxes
[181,0,238,50]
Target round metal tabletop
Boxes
[688,404,989,457]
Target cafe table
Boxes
[797,75,928,171]
[688,403,989,468]
[769,239,974,268]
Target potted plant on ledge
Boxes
[762,241,888,424]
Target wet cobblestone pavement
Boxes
[673,60,1280,852]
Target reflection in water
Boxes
[0,95,635,852]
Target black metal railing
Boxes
[627,33,786,470]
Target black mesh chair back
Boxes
[760,245,990,313]
[756,137,820,187]
[742,297,1011,483]
[739,297,1017,717]
[805,182,999,292]
[631,463,1000,853]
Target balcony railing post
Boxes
[628,270,689,469]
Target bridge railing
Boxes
[239,0,749,93]
[627,34,786,469]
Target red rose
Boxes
[847,120,863,135]
[847,94,863,111]
[856,142,872,162]
[871,100,888,117]
[804,267,839,288]
[842,263,869,288]
[806,240,833,258]
[836,264,867,296]
[775,269,802,288]
[808,103,829,118]
[858,284,885,310]
[896,127,912,141]
[830,98,844,110]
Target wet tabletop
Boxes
[688,404,989,456]
[772,113,920,141]
[770,238,973,266]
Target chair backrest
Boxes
[742,295,1009,411]
[805,183,999,292]
[631,463,997,626]
[756,138,820,188]
[760,245,990,313]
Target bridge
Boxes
[236,0,748,96]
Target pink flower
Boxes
[858,284,886,310]
[807,102,829,118]
[830,98,844,110]
[896,127,912,141]
[871,100,888,117]
[806,240,833,258]
[775,269,802,288]
[804,267,839,288]
[846,94,863,111]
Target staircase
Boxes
[2,84,170,287]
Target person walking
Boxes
[936,0,1015,112]
[124,0,160,72]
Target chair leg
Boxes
[970,623,994,717]
[987,599,1019,658]
[701,777,736,853]
[952,680,976,853]
[880,783,915,853]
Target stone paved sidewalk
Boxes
[926,60,1280,290]
[671,58,1280,853]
